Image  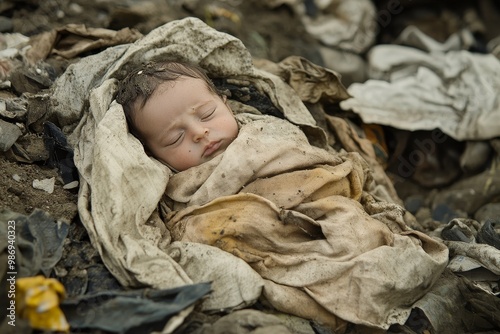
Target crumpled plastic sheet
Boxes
[60,282,211,334]
[414,270,500,333]
[16,275,69,333]
[0,208,69,277]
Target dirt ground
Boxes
[0,157,77,221]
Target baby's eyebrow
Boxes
[191,100,215,112]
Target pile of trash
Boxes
[1,0,500,333]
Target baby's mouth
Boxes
[203,140,222,158]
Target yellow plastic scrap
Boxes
[16,275,70,333]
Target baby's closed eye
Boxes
[201,108,216,120]
[165,132,183,146]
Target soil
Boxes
[0,157,78,222]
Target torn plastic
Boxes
[16,275,69,333]
[0,209,69,331]
[43,121,79,189]
[440,218,500,300]
[0,208,69,277]
[412,270,499,333]
[60,283,212,334]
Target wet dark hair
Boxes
[116,61,222,142]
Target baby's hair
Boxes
[116,61,221,142]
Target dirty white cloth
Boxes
[253,56,403,205]
[395,25,478,53]
[54,17,301,312]
[51,17,447,329]
[165,114,449,329]
[340,43,500,141]
[52,17,333,312]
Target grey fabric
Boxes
[341,42,500,141]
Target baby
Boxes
[116,61,239,172]
[116,60,448,331]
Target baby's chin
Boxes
[163,151,226,172]
[197,149,227,168]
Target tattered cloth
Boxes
[50,17,448,330]
[164,113,448,329]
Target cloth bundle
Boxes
[164,114,448,329]
[50,17,448,330]
[340,42,500,141]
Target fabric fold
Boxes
[164,116,449,329]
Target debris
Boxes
[340,41,500,141]
[477,220,500,250]
[431,156,500,216]
[44,121,79,188]
[460,140,493,174]
[475,202,500,223]
[186,309,295,334]
[9,63,55,94]
[0,119,22,151]
[62,180,79,190]
[25,24,143,62]
[16,275,70,333]
[60,283,212,334]
[0,97,28,120]
[32,177,55,194]
[8,133,50,163]
[0,208,69,277]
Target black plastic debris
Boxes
[212,78,285,120]
[477,220,500,250]
[0,208,69,278]
[61,283,212,334]
[43,121,79,189]
[0,208,69,325]
[56,221,123,297]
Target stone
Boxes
[33,177,55,194]
[474,202,500,223]
[0,119,22,151]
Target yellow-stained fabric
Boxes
[164,116,449,329]
[16,275,69,333]
[57,17,448,329]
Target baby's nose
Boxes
[193,127,209,142]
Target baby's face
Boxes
[134,76,239,171]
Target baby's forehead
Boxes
[155,76,219,101]
[156,76,208,91]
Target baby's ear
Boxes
[222,94,228,102]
